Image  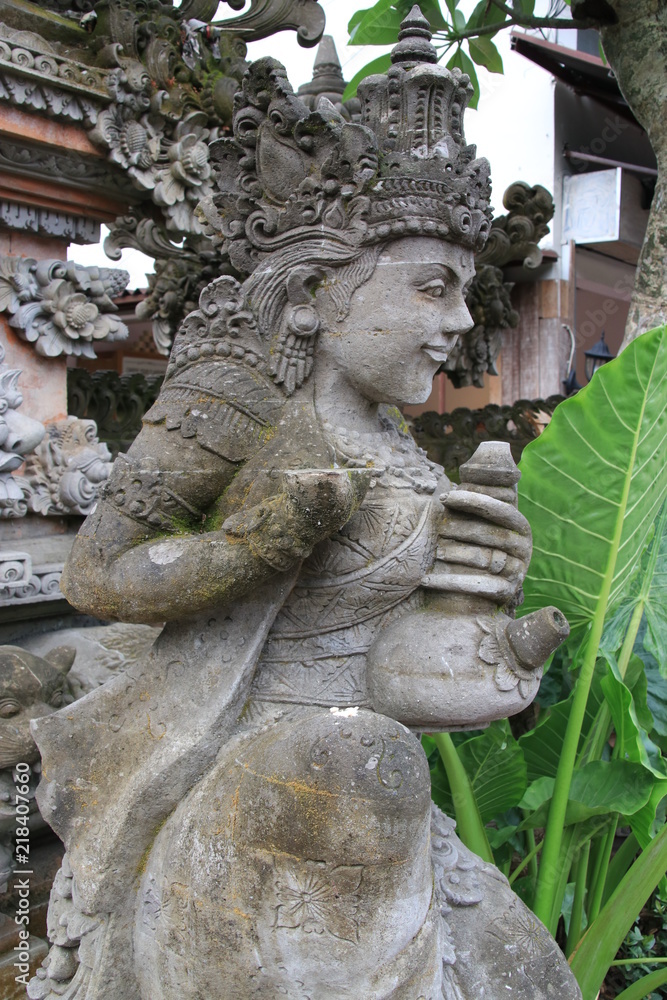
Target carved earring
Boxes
[271,304,321,396]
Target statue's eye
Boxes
[50,690,64,708]
[0,699,21,718]
[418,279,446,298]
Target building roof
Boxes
[510,31,636,125]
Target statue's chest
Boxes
[249,424,443,709]
[275,484,440,638]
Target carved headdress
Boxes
[201,5,492,277]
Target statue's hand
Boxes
[425,488,532,603]
[223,469,370,572]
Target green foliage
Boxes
[424,328,667,999]
[519,328,666,633]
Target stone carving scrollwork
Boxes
[0,257,129,358]
[0,139,137,201]
[0,342,45,518]
[0,202,100,243]
[22,417,113,517]
[444,264,519,388]
[477,181,555,270]
[442,181,554,388]
[214,0,327,47]
[0,24,109,126]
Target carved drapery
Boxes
[0,257,129,358]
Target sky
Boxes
[69,0,566,289]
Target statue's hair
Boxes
[244,239,383,341]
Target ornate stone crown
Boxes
[201,6,492,276]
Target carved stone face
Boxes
[316,236,475,406]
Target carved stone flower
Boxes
[274,863,362,943]
[478,617,536,699]
[154,130,213,233]
[90,107,160,191]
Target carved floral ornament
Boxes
[0,257,129,358]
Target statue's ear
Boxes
[44,646,76,675]
[286,266,326,306]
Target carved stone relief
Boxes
[0,201,100,243]
[23,417,113,517]
[0,256,129,358]
[0,342,45,518]
[477,181,555,270]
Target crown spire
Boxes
[391,5,438,65]
[297,34,346,101]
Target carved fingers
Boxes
[425,487,532,599]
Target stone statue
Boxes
[0,645,74,893]
[29,10,581,999]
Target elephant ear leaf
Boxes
[518,326,667,635]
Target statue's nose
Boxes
[441,296,473,337]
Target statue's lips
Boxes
[423,345,453,363]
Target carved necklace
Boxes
[322,410,440,495]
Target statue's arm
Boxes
[61,423,365,624]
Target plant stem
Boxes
[617,602,646,679]
[587,819,617,924]
[509,836,542,886]
[432,732,494,864]
[603,832,639,907]
[435,13,601,42]
[570,824,667,1000]
[533,626,603,927]
[612,958,667,966]
[566,841,590,957]
[525,826,539,882]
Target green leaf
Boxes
[446,47,480,108]
[348,0,403,45]
[602,662,667,780]
[519,760,654,829]
[468,35,504,73]
[601,662,667,848]
[570,824,667,999]
[520,662,605,781]
[519,326,667,634]
[601,503,667,676]
[645,655,667,736]
[466,0,508,31]
[342,54,393,101]
[614,969,667,1000]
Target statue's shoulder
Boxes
[144,353,284,464]
[144,275,284,464]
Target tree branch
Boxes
[436,11,601,43]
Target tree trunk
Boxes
[578,0,667,347]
